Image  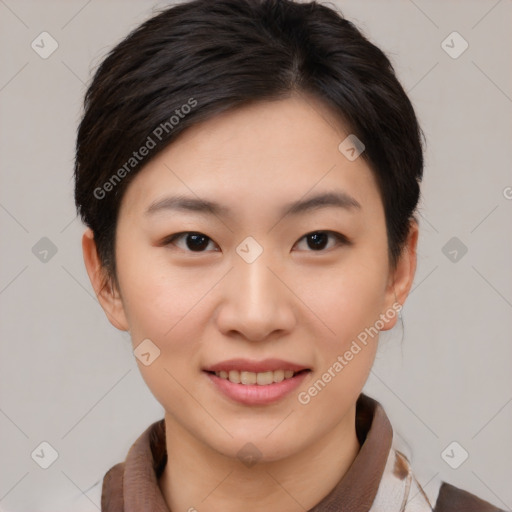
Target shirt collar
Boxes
[101,393,393,512]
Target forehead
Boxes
[118,94,383,223]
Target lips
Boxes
[203,358,310,374]
[202,358,312,404]
[204,366,311,405]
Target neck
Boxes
[158,404,360,512]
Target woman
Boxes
[74,0,504,510]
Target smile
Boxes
[212,369,308,386]
[204,369,311,405]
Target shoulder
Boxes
[101,462,125,510]
[433,481,506,512]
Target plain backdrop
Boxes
[0,0,511,510]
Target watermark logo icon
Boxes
[134,338,161,366]
[31,441,59,469]
[442,236,468,263]
[441,441,469,469]
[32,237,58,263]
[31,32,59,59]
[236,236,263,264]
[237,442,262,468]
[338,134,365,161]
[441,31,468,59]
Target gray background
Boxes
[0,0,511,510]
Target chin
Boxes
[208,431,303,465]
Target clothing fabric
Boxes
[100,393,504,511]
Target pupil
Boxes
[187,233,209,251]
[308,232,327,250]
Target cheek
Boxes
[296,262,385,411]
[118,258,210,406]
[299,254,389,343]
[115,239,201,339]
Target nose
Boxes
[215,252,296,342]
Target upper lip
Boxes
[203,358,310,373]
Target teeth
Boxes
[228,370,239,383]
[214,369,298,385]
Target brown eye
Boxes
[294,231,349,252]
[164,232,218,252]
[162,230,349,254]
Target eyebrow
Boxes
[145,191,361,219]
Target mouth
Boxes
[202,360,312,405]
[204,368,311,386]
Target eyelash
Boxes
[161,230,351,253]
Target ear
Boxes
[380,219,419,331]
[82,228,129,331]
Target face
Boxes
[85,93,416,462]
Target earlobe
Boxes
[380,219,419,331]
[81,228,129,331]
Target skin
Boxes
[83,92,418,512]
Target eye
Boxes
[294,231,350,252]
[162,230,350,254]
[163,232,219,252]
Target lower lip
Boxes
[204,370,310,405]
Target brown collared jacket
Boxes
[98,394,505,511]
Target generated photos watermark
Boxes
[297,301,402,405]
[93,97,198,200]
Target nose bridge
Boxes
[216,239,295,340]
[235,244,281,311]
